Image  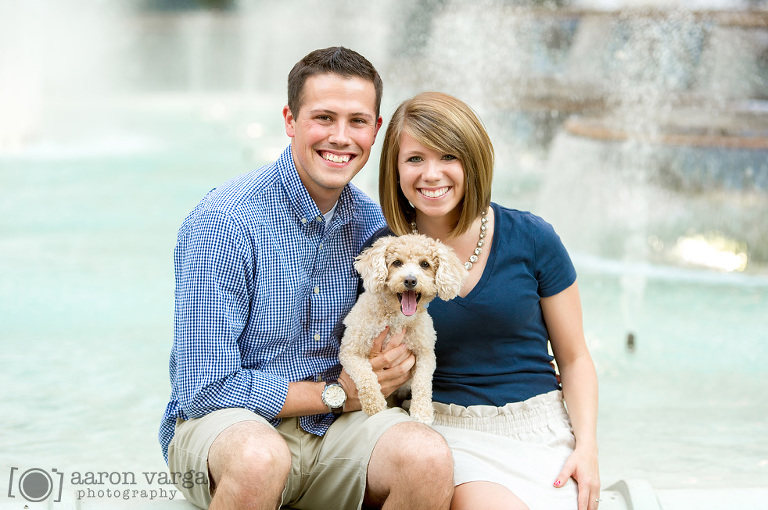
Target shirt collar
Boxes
[277,145,354,228]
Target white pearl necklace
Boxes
[410,209,488,271]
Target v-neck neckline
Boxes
[452,202,499,304]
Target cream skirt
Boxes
[429,390,578,509]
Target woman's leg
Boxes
[451,481,529,510]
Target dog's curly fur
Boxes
[339,234,467,424]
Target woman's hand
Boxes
[339,327,415,411]
[553,444,601,510]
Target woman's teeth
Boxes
[419,187,449,198]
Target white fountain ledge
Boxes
[3,480,768,510]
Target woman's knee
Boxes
[452,481,529,510]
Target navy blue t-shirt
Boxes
[362,202,577,408]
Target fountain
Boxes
[0,0,134,157]
[1,1,767,508]
[541,8,768,273]
[0,2,45,152]
[383,2,768,272]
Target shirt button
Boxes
[314,334,321,341]
[301,218,308,224]
[316,216,322,222]
[318,243,323,249]
[313,286,320,294]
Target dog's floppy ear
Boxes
[433,240,468,301]
[354,237,392,293]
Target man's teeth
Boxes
[322,152,351,163]
[420,187,449,198]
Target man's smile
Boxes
[319,151,353,164]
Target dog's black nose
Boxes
[404,276,417,289]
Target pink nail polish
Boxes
[554,480,562,487]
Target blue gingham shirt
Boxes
[159,145,385,461]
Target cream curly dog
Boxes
[339,234,467,424]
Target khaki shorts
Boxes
[168,407,412,509]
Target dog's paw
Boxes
[361,395,389,416]
[408,401,434,424]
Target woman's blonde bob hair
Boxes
[379,92,494,237]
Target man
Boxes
[159,47,454,510]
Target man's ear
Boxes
[283,105,296,138]
[373,115,383,139]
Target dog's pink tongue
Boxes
[401,290,417,316]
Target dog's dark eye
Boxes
[392,259,403,267]
[420,260,430,269]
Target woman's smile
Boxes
[398,132,465,221]
[419,186,452,199]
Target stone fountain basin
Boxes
[563,101,768,191]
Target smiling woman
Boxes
[372,91,600,510]
[397,132,466,227]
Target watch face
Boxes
[323,384,346,407]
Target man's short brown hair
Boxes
[287,47,383,118]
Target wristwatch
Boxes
[321,381,347,415]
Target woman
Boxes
[376,92,600,510]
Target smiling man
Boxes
[284,72,380,213]
[159,47,454,510]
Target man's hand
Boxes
[339,327,415,412]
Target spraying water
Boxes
[1,0,767,494]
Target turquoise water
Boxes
[2,3,768,502]
[0,99,265,476]
[2,97,767,494]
